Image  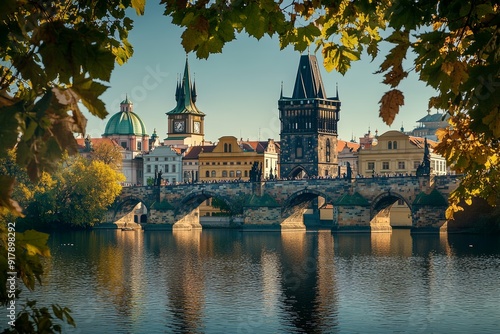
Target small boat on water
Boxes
[121,227,135,231]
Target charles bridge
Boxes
[106,175,460,233]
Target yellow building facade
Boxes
[197,136,279,216]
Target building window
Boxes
[266,159,269,168]
[382,162,390,170]
[211,170,216,178]
[137,141,142,151]
[205,171,210,177]
[388,141,392,149]
[295,138,303,158]
[165,165,169,173]
[393,141,398,149]
[413,161,420,170]
[147,158,150,161]
[324,169,329,176]
[398,161,405,169]
[326,139,331,162]
[172,165,176,173]
[121,141,127,149]
[397,199,405,205]
[236,170,242,178]
[368,162,375,170]
[244,170,248,177]
[155,157,158,161]
[147,165,151,173]
[229,171,235,178]
[222,170,228,177]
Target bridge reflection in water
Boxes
[31,229,500,333]
[106,175,460,233]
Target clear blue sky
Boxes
[85,1,437,144]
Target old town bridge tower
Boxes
[279,54,341,178]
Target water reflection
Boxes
[17,229,500,334]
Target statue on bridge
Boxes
[157,170,162,186]
[416,138,431,177]
[249,161,262,182]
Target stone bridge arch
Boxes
[180,190,237,215]
[111,195,150,224]
[280,188,333,229]
[370,191,412,231]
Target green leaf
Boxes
[86,47,116,81]
[245,3,266,39]
[71,79,109,119]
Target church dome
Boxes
[103,98,147,136]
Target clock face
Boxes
[174,121,184,133]
[193,121,201,134]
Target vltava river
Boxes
[17,229,500,333]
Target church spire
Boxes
[192,80,197,103]
[167,56,204,116]
[291,54,327,99]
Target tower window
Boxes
[326,139,331,162]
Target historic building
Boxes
[410,110,449,140]
[102,97,149,185]
[337,139,360,178]
[238,139,280,179]
[164,57,205,148]
[357,130,447,177]
[198,136,262,182]
[182,145,216,183]
[143,145,183,185]
[278,54,341,178]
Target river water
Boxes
[11,229,500,333]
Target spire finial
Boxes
[335,82,339,99]
[280,81,283,99]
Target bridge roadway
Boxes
[107,175,460,233]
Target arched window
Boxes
[244,170,248,177]
[211,170,216,177]
[326,139,331,162]
[295,137,303,158]
[388,141,392,149]
[205,171,210,177]
[229,171,235,178]
[228,144,232,152]
[236,170,242,178]
[224,143,228,152]
[393,141,398,149]
[222,170,228,177]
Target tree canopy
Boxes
[0,0,499,217]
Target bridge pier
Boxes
[242,206,306,231]
[410,205,447,233]
[173,209,202,231]
[332,205,372,232]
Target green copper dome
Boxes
[104,111,147,136]
[103,97,147,136]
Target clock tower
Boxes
[165,57,205,147]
